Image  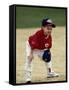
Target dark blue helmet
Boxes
[42,18,56,28]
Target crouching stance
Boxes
[24,18,59,83]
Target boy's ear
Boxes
[41,26,43,29]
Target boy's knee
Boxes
[28,54,33,60]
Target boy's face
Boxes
[42,24,53,35]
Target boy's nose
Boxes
[48,31,52,33]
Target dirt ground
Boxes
[16,27,66,84]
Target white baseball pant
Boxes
[24,41,52,82]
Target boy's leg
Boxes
[25,56,32,82]
[24,41,33,83]
[38,50,59,77]
[43,50,59,77]
[45,60,53,76]
[46,61,59,78]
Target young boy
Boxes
[24,18,59,83]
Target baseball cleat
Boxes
[47,72,59,78]
[26,81,31,84]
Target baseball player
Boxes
[24,18,59,83]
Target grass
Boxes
[16,6,66,28]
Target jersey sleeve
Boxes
[28,31,39,49]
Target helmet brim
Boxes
[43,22,56,28]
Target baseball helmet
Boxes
[42,18,56,28]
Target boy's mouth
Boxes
[48,32,51,35]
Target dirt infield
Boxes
[16,27,66,84]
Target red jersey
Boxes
[28,29,52,50]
